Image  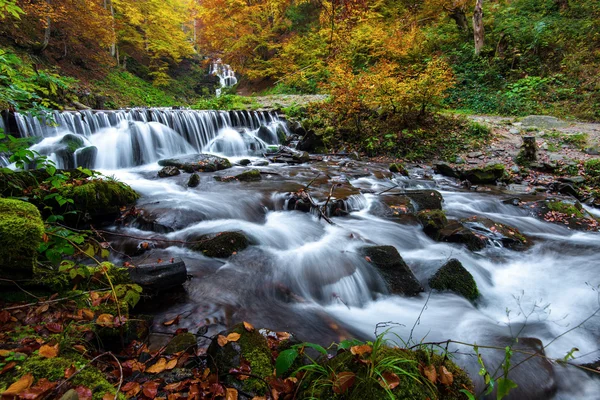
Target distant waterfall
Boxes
[210,60,237,96]
[10,108,289,169]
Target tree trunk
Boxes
[449,7,469,33]
[37,0,52,53]
[473,0,484,56]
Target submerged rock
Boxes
[0,199,44,280]
[158,166,180,178]
[128,257,188,292]
[158,154,232,173]
[389,162,409,176]
[405,190,444,210]
[361,245,423,296]
[429,259,479,301]
[417,209,448,241]
[190,231,250,258]
[461,216,531,251]
[187,173,200,187]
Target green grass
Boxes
[92,70,178,108]
[191,94,260,110]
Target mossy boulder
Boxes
[297,347,473,400]
[158,165,180,178]
[59,178,139,219]
[417,210,448,241]
[438,221,487,251]
[158,154,232,173]
[187,173,200,187]
[461,163,506,184]
[389,163,409,176]
[405,190,444,210]
[361,246,423,296]
[513,198,600,231]
[461,216,531,251]
[215,169,262,183]
[164,332,197,355]
[190,231,249,258]
[0,198,44,280]
[207,323,274,396]
[429,259,479,301]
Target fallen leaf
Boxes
[0,349,10,357]
[332,371,356,394]
[2,373,34,396]
[81,309,95,321]
[102,394,114,400]
[422,364,437,383]
[146,358,167,374]
[142,381,159,399]
[225,388,238,400]
[378,371,400,390]
[350,344,372,356]
[226,333,241,342]
[276,332,291,341]
[165,359,177,370]
[20,378,56,399]
[163,315,181,326]
[217,335,228,347]
[1,362,17,375]
[439,365,454,385]
[38,343,59,358]
[164,381,186,392]
[121,381,141,397]
[96,314,114,328]
[243,321,254,332]
[73,345,87,354]
[46,323,63,333]
[64,365,77,378]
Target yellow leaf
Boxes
[82,309,95,321]
[165,359,177,370]
[217,335,228,347]
[350,344,372,356]
[3,373,34,396]
[243,321,254,332]
[146,358,167,374]
[225,388,238,400]
[0,349,10,357]
[226,333,241,342]
[439,365,454,385]
[39,343,59,358]
[96,313,114,327]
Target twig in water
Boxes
[408,290,432,346]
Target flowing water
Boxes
[9,109,600,399]
[210,60,238,97]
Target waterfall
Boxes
[10,108,288,169]
[210,59,238,96]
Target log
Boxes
[129,257,187,292]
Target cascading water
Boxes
[8,108,288,169]
[210,59,237,96]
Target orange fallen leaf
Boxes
[146,358,167,374]
[276,332,290,341]
[378,371,400,390]
[217,335,228,347]
[82,309,95,321]
[332,371,356,394]
[422,364,437,383]
[3,373,34,396]
[350,344,372,356]
[96,314,114,328]
[243,321,254,332]
[39,343,59,358]
[0,350,11,357]
[165,359,177,370]
[64,364,77,378]
[439,365,454,385]
[163,315,181,326]
[226,333,241,342]
[225,388,238,400]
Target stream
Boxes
[8,109,600,399]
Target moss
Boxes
[1,356,121,400]
[165,332,197,354]
[190,231,249,258]
[235,169,262,182]
[417,210,448,240]
[584,159,600,178]
[298,346,473,400]
[0,198,44,280]
[59,178,139,216]
[389,163,409,176]
[461,163,506,184]
[546,200,584,218]
[429,259,479,301]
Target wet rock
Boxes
[158,166,181,178]
[389,163,409,176]
[435,162,460,178]
[59,389,80,400]
[238,159,252,166]
[429,259,479,301]
[516,199,600,231]
[207,323,274,397]
[256,126,274,143]
[417,209,448,241]
[461,163,506,184]
[0,199,44,280]
[404,190,444,210]
[128,257,188,292]
[438,220,487,251]
[76,146,97,169]
[252,160,269,167]
[215,169,262,182]
[361,246,423,296]
[348,151,361,161]
[190,231,249,258]
[461,216,531,251]
[164,332,197,355]
[187,173,200,188]
[158,154,232,173]
[296,129,325,153]
[54,133,86,169]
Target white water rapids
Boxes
[7,109,600,399]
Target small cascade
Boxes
[210,59,238,96]
[11,108,288,169]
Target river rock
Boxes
[404,190,444,210]
[520,115,569,129]
[296,129,325,153]
[158,154,232,173]
[207,323,277,396]
[215,169,261,182]
[361,246,423,296]
[238,159,252,166]
[53,133,86,169]
[187,173,200,187]
[461,216,531,251]
[389,162,409,176]
[417,209,448,240]
[164,332,197,355]
[158,166,181,178]
[516,199,600,231]
[76,146,97,169]
[438,220,487,251]
[435,162,507,184]
[429,259,479,301]
[0,199,44,280]
[256,126,274,143]
[190,231,249,258]
[128,257,188,292]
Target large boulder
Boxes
[215,169,261,182]
[296,129,325,153]
[435,162,507,184]
[0,199,44,280]
[405,190,444,210]
[158,154,232,173]
[438,220,487,251]
[417,210,448,241]
[190,231,250,258]
[461,216,531,251]
[361,246,423,296]
[128,257,188,292]
[75,146,97,169]
[429,259,479,301]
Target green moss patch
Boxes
[429,259,479,301]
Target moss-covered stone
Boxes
[158,154,232,173]
[164,332,197,354]
[461,163,506,184]
[187,172,200,187]
[0,198,44,280]
[417,210,448,240]
[297,346,473,400]
[461,216,531,251]
[584,158,600,178]
[389,163,409,176]
[190,231,249,258]
[236,169,261,182]
[405,190,444,210]
[429,259,479,301]
[207,323,274,396]
[59,178,139,217]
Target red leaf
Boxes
[142,381,159,399]
[46,323,63,333]
[75,386,93,400]
[378,371,400,390]
[332,371,356,394]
